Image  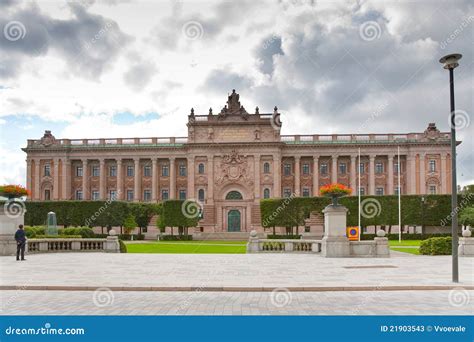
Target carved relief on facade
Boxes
[423,123,441,140]
[215,150,254,187]
[34,130,58,147]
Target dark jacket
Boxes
[14,229,26,244]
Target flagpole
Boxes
[358,147,361,241]
[398,146,402,243]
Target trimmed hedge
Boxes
[419,237,452,255]
[119,240,127,253]
[24,226,94,238]
[360,233,453,241]
[34,235,82,239]
[159,235,193,241]
[260,194,474,228]
[267,234,301,239]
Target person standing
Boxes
[14,224,26,261]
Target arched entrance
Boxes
[227,210,241,232]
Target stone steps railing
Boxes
[248,238,322,253]
[27,237,119,253]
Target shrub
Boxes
[267,234,301,239]
[160,235,193,241]
[419,237,452,255]
[24,226,46,238]
[119,240,127,253]
[117,234,145,241]
[61,227,95,238]
[360,233,452,241]
[34,235,82,239]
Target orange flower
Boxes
[0,184,30,197]
[320,183,351,196]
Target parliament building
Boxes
[23,90,455,237]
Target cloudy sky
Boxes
[0,0,472,187]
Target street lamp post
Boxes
[421,196,425,236]
[439,53,462,283]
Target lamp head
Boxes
[439,53,462,69]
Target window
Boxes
[127,165,134,177]
[179,189,186,200]
[144,165,151,177]
[394,162,400,173]
[44,189,50,200]
[376,187,384,196]
[394,187,401,195]
[161,189,169,200]
[179,164,187,177]
[429,160,436,172]
[44,164,51,177]
[302,163,310,175]
[76,166,83,177]
[110,165,117,177]
[263,188,270,199]
[126,190,134,201]
[109,190,117,200]
[143,190,151,202]
[263,162,270,174]
[358,187,365,196]
[75,190,83,200]
[320,163,328,175]
[226,191,243,200]
[162,165,169,177]
[359,163,365,174]
[198,163,205,174]
[92,165,100,177]
[92,190,100,200]
[283,163,291,176]
[375,162,384,174]
[302,188,310,197]
[429,185,437,194]
[339,163,347,175]
[283,188,292,198]
[198,189,205,202]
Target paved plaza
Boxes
[1,253,473,315]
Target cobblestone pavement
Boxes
[1,253,473,288]
[1,290,472,315]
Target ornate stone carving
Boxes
[423,123,441,140]
[216,150,253,186]
[36,130,57,147]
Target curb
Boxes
[1,285,473,292]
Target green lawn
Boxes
[390,247,420,255]
[388,240,422,247]
[125,240,247,254]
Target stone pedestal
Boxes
[458,237,474,257]
[0,208,25,256]
[246,230,260,253]
[321,205,350,257]
[105,229,120,253]
[374,237,390,257]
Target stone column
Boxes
[254,155,260,199]
[294,156,300,196]
[134,158,140,201]
[406,154,415,194]
[387,155,394,195]
[169,157,176,199]
[152,158,158,201]
[82,158,89,200]
[62,159,71,200]
[116,159,123,200]
[313,156,319,196]
[187,157,195,199]
[369,155,375,195]
[208,156,214,203]
[53,158,60,200]
[321,205,350,258]
[350,155,356,195]
[419,153,426,194]
[441,153,447,194]
[331,156,338,183]
[26,159,32,197]
[273,156,281,197]
[99,158,106,200]
[34,159,40,200]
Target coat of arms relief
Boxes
[215,150,254,186]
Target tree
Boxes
[161,200,199,237]
[123,214,137,237]
[459,207,474,227]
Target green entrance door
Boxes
[227,210,241,232]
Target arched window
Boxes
[225,191,243,200]
[263,188,270,199]
[198,163,205,174]
[263,162,270,174]
[198,189,205,202]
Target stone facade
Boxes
[23,90,455,235]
